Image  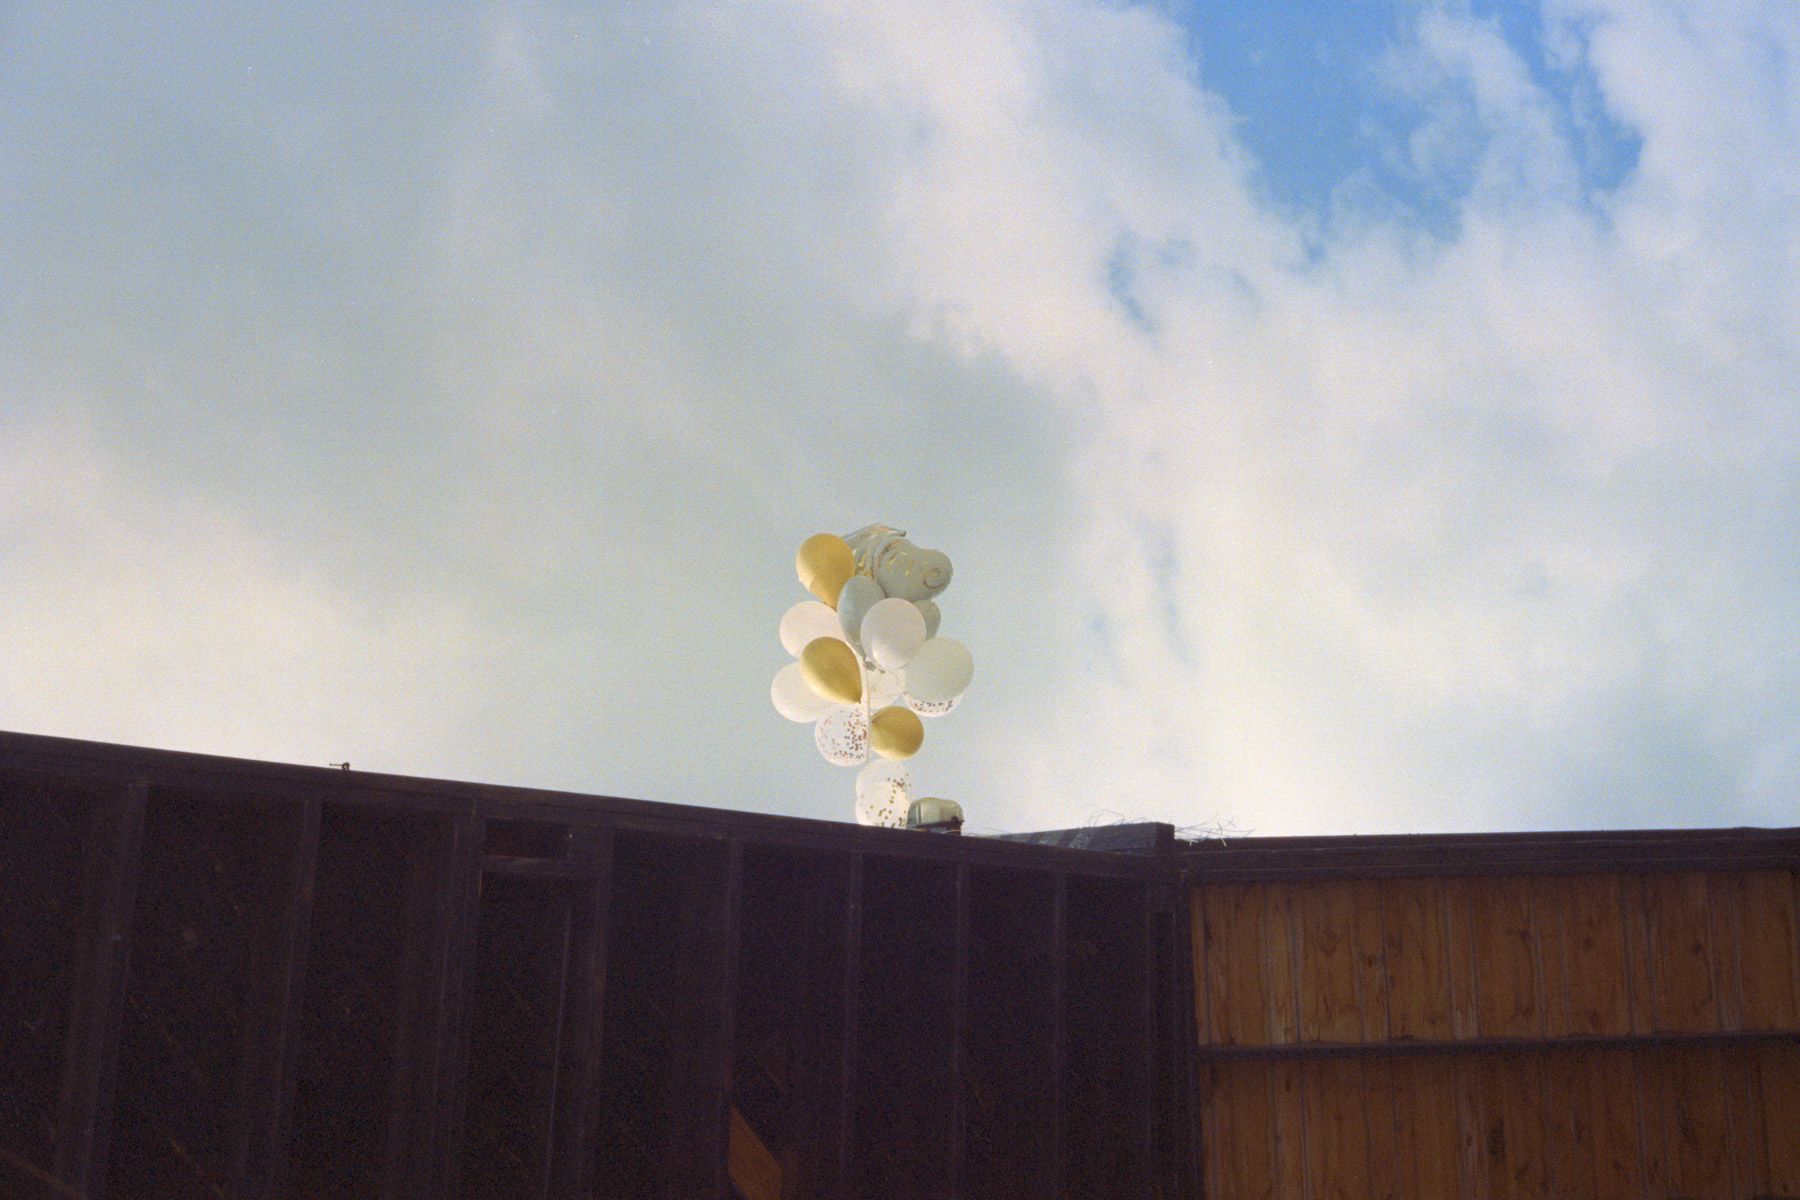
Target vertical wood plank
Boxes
[834,854,864,1200]
[1296,883,1362,1043]
[1759,1039,1800,1195]
[1361,1057,1399,1200]
[1383,878,1452,1042]
[1451,1054,1490,1200]
[1351,884,1390,1044]
[1191,887,1212,1047]
[1538,1046,1584,1199]
[1529,878,1573,1038]
[551,826,611,1199]
[1632,1048,1675,1198]
[1208,884,1272,1046]
[1734,869,1800,1030]
[1267,1060,1307,1200]
[1048,873,1067,1200]
[1666,1048,1734,1199]
[1265,884,1302,1046]
[1558,875,1632,1036]
[1391,1056,1461,1200]
[1444,881,1483,1042]
[1567,1049,1643,1198]
[1480,1053,1548,1200]
[384,813,484,1200]
[1468,878,1540,1039]
[948,862,970,1199]
[1300,1057,1369,1200]
[230,798,323,1199]
[698,841,745,1199]
[1197,1065,1229,1200]
[1645,872,1720,1034]
[1215,1064,1275,1200]
[1619,875,1659,1035]
[1720,1045,1768,1200]
[51,780,148,1195]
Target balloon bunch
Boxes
[770,525,974,826]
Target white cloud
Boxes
[1,0,1793,835]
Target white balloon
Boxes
[771,663,834,722]
[861,597,928,671]
[814,705,869,766]
[836,576,884,652]
[903,637,973,703]
[914,599,941,639]
[905,693,961,718]
[866,663,905,709]
[779,601,843,658]
[854,760,911,827]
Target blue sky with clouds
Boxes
[3,1,1796,836]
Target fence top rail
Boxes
[1183,824,1800,882]
[0,729,1180,881]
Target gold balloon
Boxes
[797,533,856,608]
[800,637,862,705]
[869,705,924,760]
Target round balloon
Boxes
[797,533,855,607]
[779,601,842,658]
[771,662,834,722]
[861,597,927,671]
[800,637,862,705]
[855,759,911,827]
[865,663,904,709]
[869,705,924,760]
[914,599,941,639]
[815,705,869,766]
[902,636,972,703]
[905,693,961,718]
[836,576,884,652]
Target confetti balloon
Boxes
[905,694,961,718]
[855,759,911,827]
[815,705,869,766]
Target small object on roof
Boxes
[906,796,963,833]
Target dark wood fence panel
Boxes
[283,805,436,1200]
[0,731,1193,1200]
[1065,876,1152,1198]
[102,790,312,1199]
[730,846,854,1200]
[592,832,737,1200]
[0,780,103,1180]
[850,855,959,1200]
[964,866,1059,1200]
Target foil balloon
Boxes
[842,524,953,602]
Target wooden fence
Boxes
[1189,830,1800,1199]
[0,730,1197,1199]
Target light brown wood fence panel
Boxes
[1192,862,1800,1199]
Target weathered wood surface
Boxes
[1193,845,1800,1200]
[1,730,1195,1200]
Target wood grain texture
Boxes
[1644,872,1720,1034]
[1264,885,1302,1047]
[1734,869,1800,1030]
[1468,880,1541,1039]
[1556,874,1632,1036]
[1297,884,1363,1044]
[1382,878,1452,1042]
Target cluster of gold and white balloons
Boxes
[771,525,974,826]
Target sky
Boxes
[3,1,1796,837]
